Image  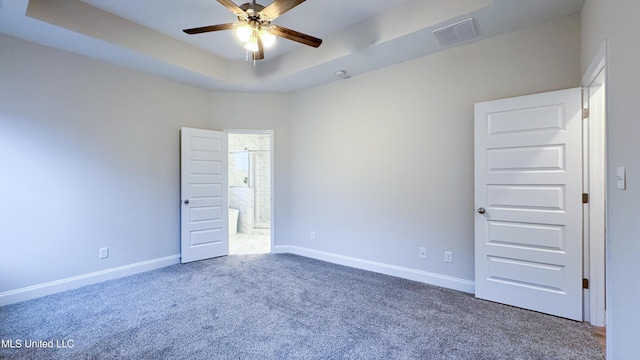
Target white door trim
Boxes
[582,42,607,88]
[226,129,275,252]
[581,40,607,329]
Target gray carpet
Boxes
[0,254,604,359]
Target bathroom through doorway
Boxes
[227,130,273,254]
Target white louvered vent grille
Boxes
[433,18,478,46]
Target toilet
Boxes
[229,208,239,236]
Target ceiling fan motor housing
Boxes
[239,3,265,19]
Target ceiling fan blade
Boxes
[261,0,305,20]
[272,25,322,48]
[183,23,236,35]
[216,0,245,15]
[253,38,265,61]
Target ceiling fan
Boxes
[183,0,323,61]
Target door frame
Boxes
[581,41,607,328]
[226,129,275,252]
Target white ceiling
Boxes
[0,0,584,93]
[81,0,416,62]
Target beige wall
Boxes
[582,0,640,357]
[0,34,289,294]
[2,11,605,346]
[287,15,581,284]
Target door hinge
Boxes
[583,278,589,289]
[582,108,589,119]
[582,193,589,204]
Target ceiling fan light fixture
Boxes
[236,23,253,43]
[182,0,323,61]
[244,34,259,52]
[259,28,276,48]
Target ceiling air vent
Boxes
[433,18,478,46]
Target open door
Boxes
[181,127,229,263]
[474,88,583,320]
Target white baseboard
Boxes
[0,255,181,306]
[273,245,475,294]
[1,249,475,306]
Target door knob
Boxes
[184,199,190,205]
[477,207,486,214]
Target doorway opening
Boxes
[227,130,273,255]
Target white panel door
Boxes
[474,88,583,320]
[181,127,228,263]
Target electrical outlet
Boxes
[419,247,427,259]
[445,251,453,263]
[310,231,316,240]
[99,247,109,259]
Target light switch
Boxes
[616,166,626,190]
